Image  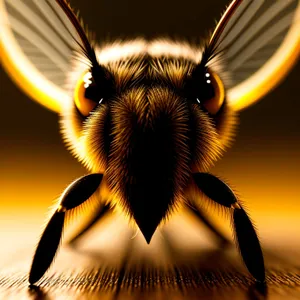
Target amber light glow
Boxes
[0,0,69,112]
[1,0,299,114]
[227,9,300,111]
[0,0,299,297]
[0,143,299,256]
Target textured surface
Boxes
[0,211,300,300]
[0,248,300,300]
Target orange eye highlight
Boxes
[74,72,99,117]
[200,71,225,115]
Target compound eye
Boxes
[197,71,225,115]
[74,71,102,117]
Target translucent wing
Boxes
[0,0,94,112]
[206,0,300,111]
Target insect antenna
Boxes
[54,0,98,66]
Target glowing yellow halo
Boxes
[212,71,225,113]
[0,0,69,113]
[227,3,300,111]
[1,0,299,113]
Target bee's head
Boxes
[61,42,236,241]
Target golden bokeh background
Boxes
[0,0,299,267]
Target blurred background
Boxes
[0,0,299,285]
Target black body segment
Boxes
[193,172,237,207]
[29,212,65,285]
[233,208,265,282]
[192,172,265,282]
[107,89,191,243]
[60,174,102,210]
[29,174,103,284]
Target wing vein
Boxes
[46,0,88,59]
[226,0,295,60]
[6,0,71,60]
[32,0,75,50]
[229,12,296,71]
[8,15,68,71]
[219,0,264,51]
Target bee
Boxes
[0,0,299,286]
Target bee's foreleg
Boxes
[29,173,103,286]
[184,203,231,246]
[68,203,111,246]
[192,173,265,283]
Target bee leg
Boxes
[29,173,103,286]
[193,173,265,283]
[68,203,111,245]
[185,203,231,247]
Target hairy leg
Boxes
[193,172,265,282]
[29,173,103,285]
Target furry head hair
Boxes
[61,40,237,239]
